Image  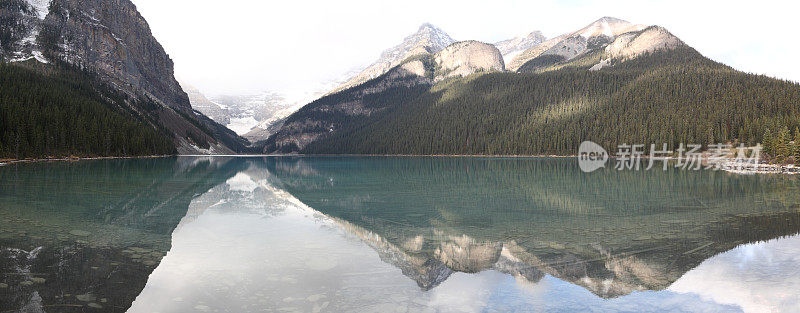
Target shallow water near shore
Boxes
[1,156,799,312]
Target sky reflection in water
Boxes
[1,157,799,312]
[130,157,799,313]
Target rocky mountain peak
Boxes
[574,16,644,39]
[417,22,438,32]
[414,22,452,43]
[331,23,455,92]
[39,0,191,111]
[508,16,652,71]
[0,0,191,111]
[495,31,547,65]
[1,0,251,154]
[596,16,628,24]
[390,22,455,58]
[434,41,505,80]
[590,26,683,70]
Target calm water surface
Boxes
[1,157,799,312]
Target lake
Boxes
[1,157,799,312]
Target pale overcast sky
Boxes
[131,0,799,98]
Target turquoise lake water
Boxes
[1,157,799,312]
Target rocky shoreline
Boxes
[0,155,172,167]
[720,161,800,175]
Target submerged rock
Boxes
[76,293,97,302]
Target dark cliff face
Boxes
[41,0,190,111]
[1,0,251,154]
[0,0,36,58]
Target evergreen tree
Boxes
[794,127,800,162]
[777,126,791,161]
[763,128,774,156]
[0,61,176,159]
[270,47,800,159]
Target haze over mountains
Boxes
[189,17,682,143]
[182,85,300,142]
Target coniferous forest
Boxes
[0,61,177,159]
[298,46,800,158]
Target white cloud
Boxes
[669,235,800,312]
[131,0,800,97]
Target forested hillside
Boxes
[0,61,177,159]
[293,46,800,156]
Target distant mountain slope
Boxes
[331,23,455,93]
[183,84,230,126]
[210,93,301,141]
[263,18,800,156]
[262,40,505,153]
[494,31,546,65]
[302,47,800,155]
[0,0,250,155]
[183,89,307,143]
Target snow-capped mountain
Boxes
[266,39,506,152]
[211,92,292,138]
[574,16,641,38]
[183,89,308,143]
[263,17,693,154]
[185,69,362,143]
[332,23,456,93]
[508,17,648,71]
[183,84,230,125]
[494,31,546,66]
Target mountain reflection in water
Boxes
[2,157,800,312]
[0,157,245,312]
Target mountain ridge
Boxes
[331,23,456,93]
[508,17,648,71]
[494,31,546,66]
[261,17,800,156]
